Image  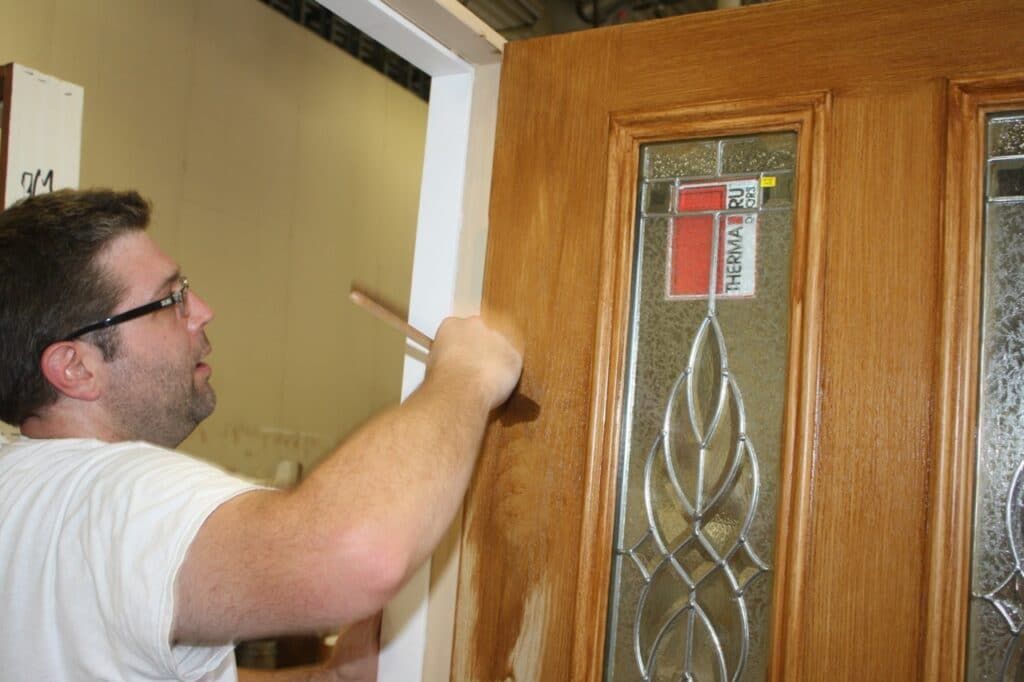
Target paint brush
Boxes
[348,285,539,426]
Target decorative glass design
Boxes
[967,112,1024,681]
[604,133,797,681]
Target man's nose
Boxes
[186,289,214,330]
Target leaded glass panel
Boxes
[604,133,797,681]
[967,112,1024,681]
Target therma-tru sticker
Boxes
[668,178,759,300]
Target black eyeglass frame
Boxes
[62,278,190,341]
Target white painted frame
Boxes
[315,2,504,680]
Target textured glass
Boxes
[967,112,1024,681]
[721,133,796,174]
[989,115,1024,157]
[605,132,796,682]
[988,159,1024,199]
[645,140,718,179]
[645,181,675,214]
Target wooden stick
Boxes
[349,288,434,350]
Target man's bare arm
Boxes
[173,316,521,643]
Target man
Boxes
[0,189,523,680]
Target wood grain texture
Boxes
[452,1,1024,679]
[451,29,616,682]
[800,79,944,682]
[770,94,830,682]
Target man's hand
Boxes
[426,316,523,412]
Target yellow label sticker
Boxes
[760,176,777,188]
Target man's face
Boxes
[97,232,217,447]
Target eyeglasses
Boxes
[63,278,190,341]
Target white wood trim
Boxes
[382,0,505,65]
[319,2,503,681]
[423,61,501,682]
[378,61,501,682]
[320,0,502,76]
[378,69,473,682]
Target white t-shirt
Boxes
[0,437,262,680]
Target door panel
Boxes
[453,1,1024,679]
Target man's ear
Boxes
[39,341,103,401]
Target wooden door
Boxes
[452,1,1024,679]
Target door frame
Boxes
[316,2,503,680]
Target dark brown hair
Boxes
[0,189,150,425]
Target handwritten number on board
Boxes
[20,169,54,197]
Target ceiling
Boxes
[459,0,765,40]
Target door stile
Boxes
[770,93,830,682]
[570,94,831,681]
[925,73,1024,682]
[569,111,640,682]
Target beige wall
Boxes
[0,0,428,479]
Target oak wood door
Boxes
[452,1,1024,679]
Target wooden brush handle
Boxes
[349,288,433,350]
[349,285,540,426]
